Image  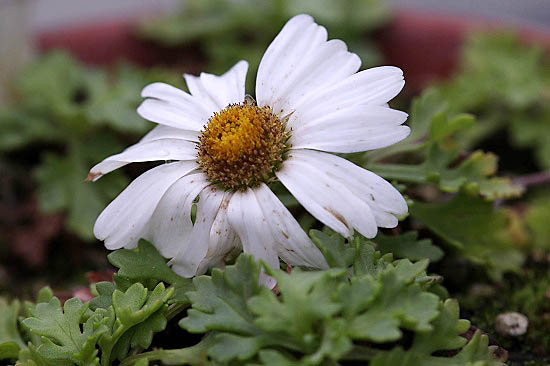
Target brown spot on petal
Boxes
[86,172,102,182]
[324,207,348,227]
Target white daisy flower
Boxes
[89,14,410,283]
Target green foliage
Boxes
[371,301,501,366]
[372,231,444,262]
[0,51,179,240]
[34,141,128,240]
[2,231,504,365]
[0,298,25,360]
[107,240,194,304]
[368,89,523,201]
[438,33,550,169]
[16,243,187,366]
[22,297,105,365]
[20,284,174,366]
[176,234,500,365]
[411,192,524,280]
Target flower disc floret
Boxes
[197,102,288,190]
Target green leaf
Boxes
[368,87,523,200]
[311,229,394,278]
[345,262,440,342]
[109,241,181,285]
[372,231,444,262]
[180,254,263,335]
[34,146,127,240]
[0,108,59,152]
[370,146,523,201]
[179,248,447,365]
[371,299,502,366]
[97,282,174,366]
[437,32,550,169]
[368,89,450,160]
[0,298,25,360]
[22,297,105,366]
[111,309,168,362]
[249,268,345,345]
[108,240,193,304]
[310,230,355,268]
[89,282,116,311]
[411,192,525,279]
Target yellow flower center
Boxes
[197,101,288,190]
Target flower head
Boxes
[89,14,410,284]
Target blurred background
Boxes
[0,0,549,361]
[23,0,550,31]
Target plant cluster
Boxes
[1,237,503,366]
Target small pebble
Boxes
[495,312,529,337]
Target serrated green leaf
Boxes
[111,308,168,362]
[97,282,173,365]
[249,268,345,342]
[372,231,444,262]
[180,255,262,335]
[310,230,355,268]
[411,192,525,280]
[369,146,523,201]
[89,282,116,310]
[109,240,181,285]
[108,240,193,304]
[21,297,104,366]
[370,300,502,366]
[346,266,439,342]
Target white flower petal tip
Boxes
[256,14,361,115]
[183,60,248,114]
[290,106,411,153]
[93,161,198,250]
[277,150,408,239]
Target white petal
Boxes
[277,153,378,238]
[184,60,248,116]
[283,149,407,230]
[256,14,360,115]
[290,105,410,153]
[287,66,405,131]
[140,125,199,143]
[254,184,328,269]
[94,161,198,250]
[169,186,225,277]
[196,192,241,275]
[137,99,205,131]
[227,189,280,287]
[88,138,197,181]
[145,172,210,258]
[137,82,211,131]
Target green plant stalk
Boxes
[367,163,428,183]
[118,335,215,366]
